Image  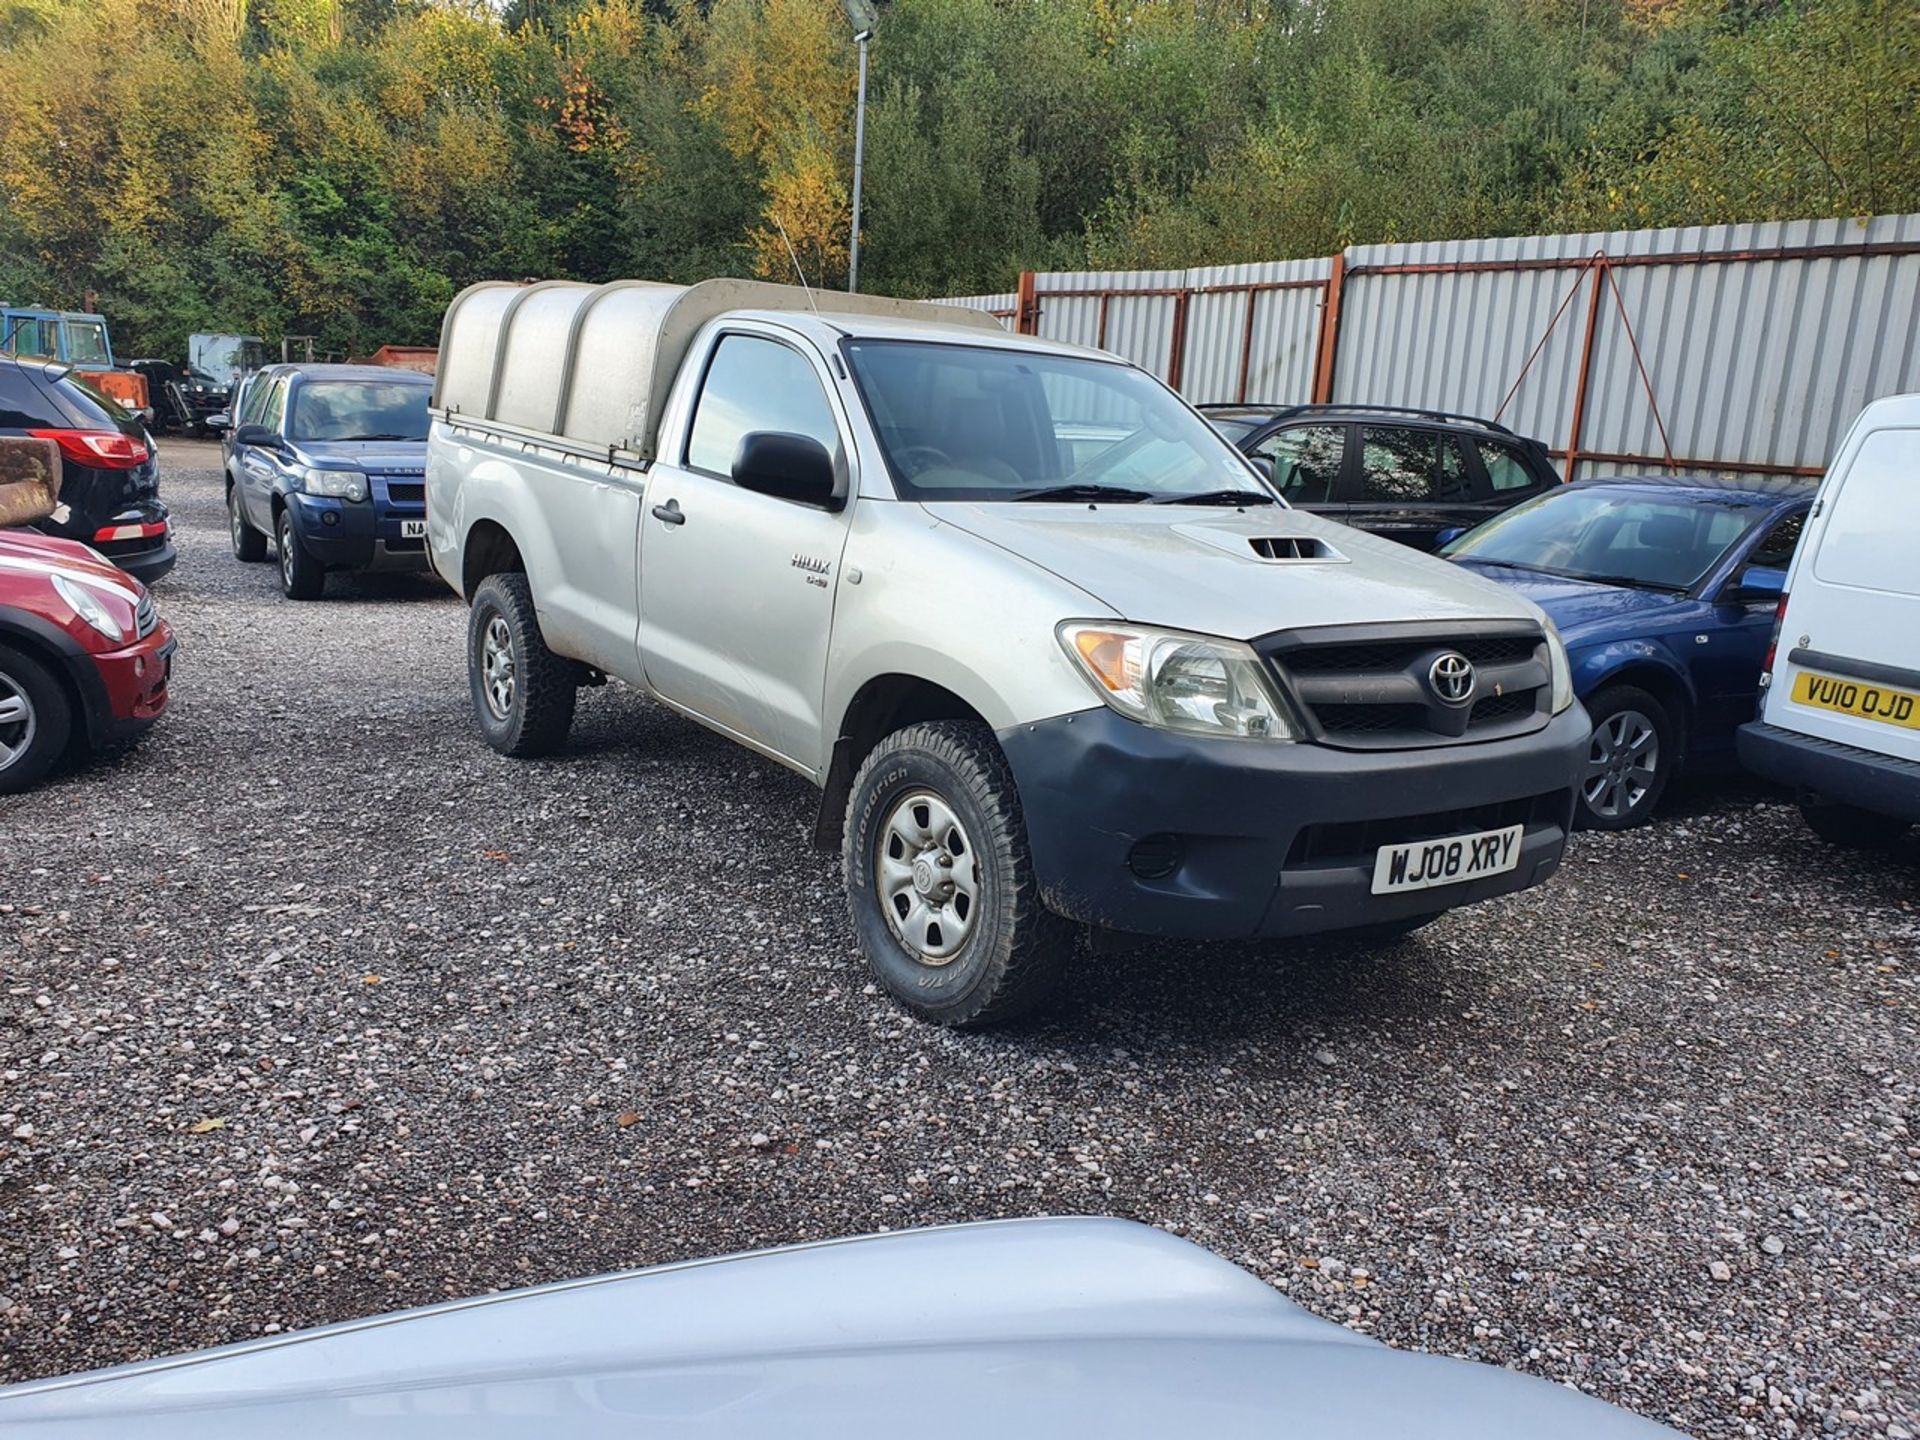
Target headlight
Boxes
[1058,621,1296,741]
[298,467,368,502]
[1545,624,1574,715]
[52,573,126,644]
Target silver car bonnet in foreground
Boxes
[1,1218,1681,1439]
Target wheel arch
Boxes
[0,607,103,753]
[814,673,994,850]
[461,518,524,601]
[1579,652,1696,764]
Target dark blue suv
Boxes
[1443,475,1814,829]
[210,364,432,599]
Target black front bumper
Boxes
[286,494,430,573]
[999,705,1588,940]
[1738,721,1920,823]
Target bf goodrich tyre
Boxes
[1797,791,1912,850]
[277,509,324,600]
[229,481,267,562]
[0,644,72,796]
[843,719,1072,1028]
[467,572,576,758]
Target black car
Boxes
[0,357,176,583]
[127,359,231,435]
[1200,403,1562,551]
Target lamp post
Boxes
[843,0,878,293]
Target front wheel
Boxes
[0,644,73,796]
[277,509,324,599]
[1578,685,1675,830]
[1796,792,1912,850]
[843,720,1071,1027]
[466,572,576,757]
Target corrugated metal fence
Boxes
[940,213,1920,481]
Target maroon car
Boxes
[0,526,176,793]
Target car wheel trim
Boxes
[481,614,516,721]
[229,489,243,551]
[876,788,980,964]
[0,670,38,772]
[278,515,295,586]
[1583,708,1659,819]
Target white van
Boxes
[1739,393,1920,848]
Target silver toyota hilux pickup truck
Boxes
[426,279,1589,1026]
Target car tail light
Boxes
[28,428,150,470]
[1759,594,1789,685]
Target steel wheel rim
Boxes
[0,668,37,773]
[876,788,981,964]
[480,615,516,720]
[1583,708,1660,819]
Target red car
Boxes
[0,528,175,793]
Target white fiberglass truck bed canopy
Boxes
[432,278,1004,463]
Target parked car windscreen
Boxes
[844,340,1274,504]
[1442,485,1770,591]
[52,371,141,432]
[288,380,430,442]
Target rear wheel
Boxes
[843,720,1071,1027]
[0,645,72,796]
[1796,792,1911,850]
[277,509,324,600]
[466,572,576,757]
[1578,685,1675,830]
[229,481,266,562]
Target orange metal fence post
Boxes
[1563,255,1608,482]
[1015,271,1039,336]
[1310,254,1346,404]
[1167,289,1192,392]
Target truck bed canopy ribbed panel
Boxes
[433,278,1003,462]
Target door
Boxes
[637,330,853,770]
[234,375,286,529]
[1696,506,1807,740]
[1247,424,1350,521]
[1347,424,1484,550]
[1772,426,1920,762]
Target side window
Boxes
[239,377,270,425]
[1480,440,1542,493]
[1357,426,1474,503]
[1747,509,1806,570]
[1251,425,1345,504]
[0,366,62,428]
[260,379,288,433]
[686,334,839,479]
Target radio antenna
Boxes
[772,215,820,316]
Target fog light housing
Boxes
[321,510,339,526]
[1127,833,1184,881]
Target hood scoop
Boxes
[1248,535,1342,562]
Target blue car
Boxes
[1443,475,1813,829]
[210,363,432,600]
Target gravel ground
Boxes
[2,440,1916,1435]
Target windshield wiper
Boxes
[1152,489,1278,506]
[335,432,415,442]
[1010,483,1155,504]
[1561,571,1688,593]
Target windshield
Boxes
[65,320,111,365]
[843,340,1275,504]
[1203,414,1261,441]
[1442,485,1770,590]
[288,380,430,442]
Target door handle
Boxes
[651,499,686,527]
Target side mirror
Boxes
[732,431,841,509]
[1247,455,1275,483]
[233,423,281,449]
[204,413,231,434]
[1723,563,1786,605]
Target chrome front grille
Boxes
[1260,623,1552,750]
